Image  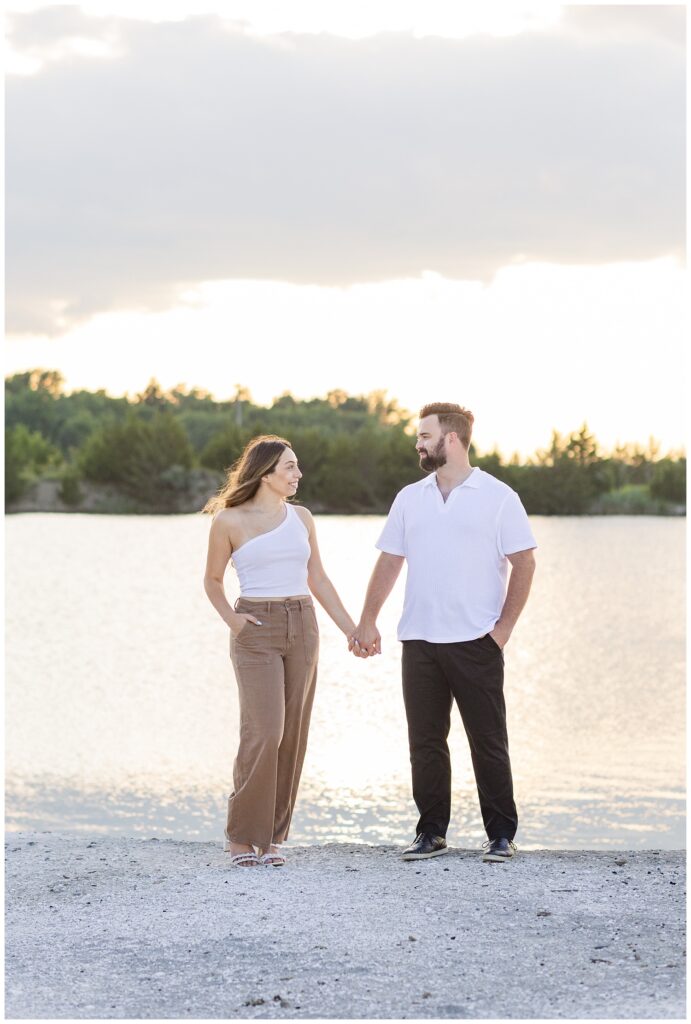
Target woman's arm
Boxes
[203,512,261,634]
[298,507,356,638]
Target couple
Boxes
[203,402,537,868]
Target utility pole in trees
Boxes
[233,385,251,427]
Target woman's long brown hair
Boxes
[202,435,292,515]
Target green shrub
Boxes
[199,423,249,472]
[589,485,664,515]
[58,466,84,507]
[650,459,686,505]
[79,412,194,506]
[5,424,62,504]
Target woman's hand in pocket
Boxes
[229,612,263,637]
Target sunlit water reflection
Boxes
[5,514,685,848]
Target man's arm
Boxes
[490,548,536,649]
[350,552,405,656]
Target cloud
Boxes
[560,4,685,46]
[6,8,685,334]
[7,5,115,48]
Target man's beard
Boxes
[419,437,447,472]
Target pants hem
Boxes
[225,833,278,849]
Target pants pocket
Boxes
[231,625,273,666]
[477,633,504,663]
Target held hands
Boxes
[348,621,381,658]
[346,622,510,657]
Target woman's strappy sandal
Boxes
[229,851,260,867]
[259,846,286,867]
[224,831,259,866]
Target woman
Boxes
[203,435,358,867]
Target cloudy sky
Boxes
[4,2,686,457]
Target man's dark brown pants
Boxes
[401,635,518,841]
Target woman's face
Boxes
[265,448,302,498]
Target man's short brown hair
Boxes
[419,402,474,449]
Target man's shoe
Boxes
[402,833,449,860]
[482,838,517,862]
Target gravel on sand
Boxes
[5,832,685,1019]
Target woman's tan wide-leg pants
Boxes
[226,596,319,849]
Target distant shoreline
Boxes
[5,476,687,517]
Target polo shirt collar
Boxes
[423,467,481,489]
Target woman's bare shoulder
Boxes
[211,507,246,553]
[212,507,243,532]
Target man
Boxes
[351,403,536,863]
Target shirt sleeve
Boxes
[375,491,406,556]
[498,490,537,556]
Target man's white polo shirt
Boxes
[376,467,537,643]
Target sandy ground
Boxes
[4,832,686,1020]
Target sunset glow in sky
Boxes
[5,2,686,457]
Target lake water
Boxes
[5,514,685,849]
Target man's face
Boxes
[416,415,447,472]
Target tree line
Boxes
[5,370,686,515]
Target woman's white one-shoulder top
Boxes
[231,502,311,597]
